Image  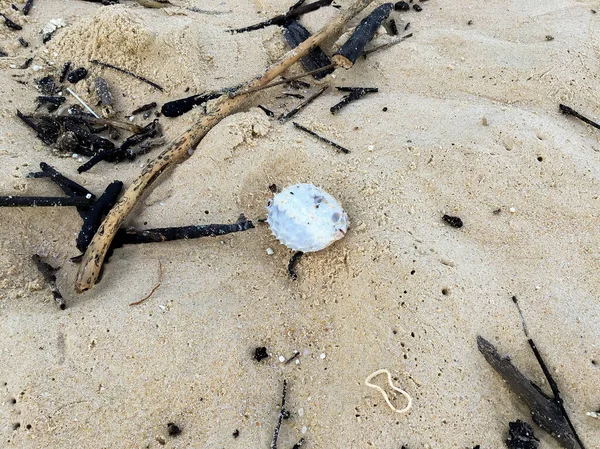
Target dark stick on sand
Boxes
[230,0,333,33]
[287,251,304,280]
[32,255,65,310]
[512,296,586,449]
[284,20,334,79]
[112,215,255,247]
[161,89,230,118]
[90,59,164,91]
[0,13,22,30]
[292,122,350,153]
[477,336,584,449]
[76,181,123,252]
[559,104,600,132]
[28,162,95,217]
[23,0,34,15]
[279,86,328,122]
[332,3,394,68]
[330,87,378,114]
[0,196,93,207]
[131,102,157,115]
[270,380,288,449]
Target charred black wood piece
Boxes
[333,3,394,68]
[230,0,333,33]
[76,180,123,252]
[283,20,334,79]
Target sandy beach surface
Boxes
[1,0,599,448]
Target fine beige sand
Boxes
[1,1,599,448]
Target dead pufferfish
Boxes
[267,183,348,252]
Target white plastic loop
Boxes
[365,368,412,414]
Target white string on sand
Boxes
[66,87,99,118]
[365,369,413,414]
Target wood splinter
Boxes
[75,0,376,293]
[292,122,350,153]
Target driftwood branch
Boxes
[74,0,375,292]
[477,336,583,449]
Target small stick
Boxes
[257,105,275,117]
[161,88,238,118]
[559,104,600,132]
[111,215,254,247]
[271,380,288,449]
[129,261,163,306]
[23,0,34,15]
[28,162,95,203]
[287,251,304,280]
[362,33,413,58]
[0,196,93,207]
[231,0,333,33]
[292,438,305,449]
[32,255,65,310]
[75,0,376,292]
[292,122,350,153]
[512,296,586,449]
[18,36,29,47]
[333,3,394,68]
[0,13,22,31]
[90,59,164,92]
[77,181,123,252]
[59,61,72,83]
[232,64,335,97]
[284,351,300,364]
[330,87,378,114]
[279,86,328,122]
[66,87,99,118]
[131,102,157,115]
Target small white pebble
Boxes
[509,207,516,213]
[278,355,285,363]
[320,353,326,359]
[77,158,83,162]
[295,359,300,365]
[72,153,78,158]
[266,247,274,255]
[301,426,307,434]
[535,286,541,290]
[367,145,374,152]
[298,407,304,417]
[587,411,599,419]
[32,65,43,71]
[129,116,134,121]
[85,194,92,199]
[159,202,164,206]
[10,64,17,69]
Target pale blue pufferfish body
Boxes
[267,183,348,252]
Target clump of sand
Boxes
[50,6,154,71]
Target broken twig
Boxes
[292,122,350,153]
[279,86,328,122]
[90,59,164,91]
[231,0,333,33]
[271,380,288,449]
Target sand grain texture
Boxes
[1,1,599,448]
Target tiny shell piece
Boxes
[267,183,347,252]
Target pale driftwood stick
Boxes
[75,0,375,292]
